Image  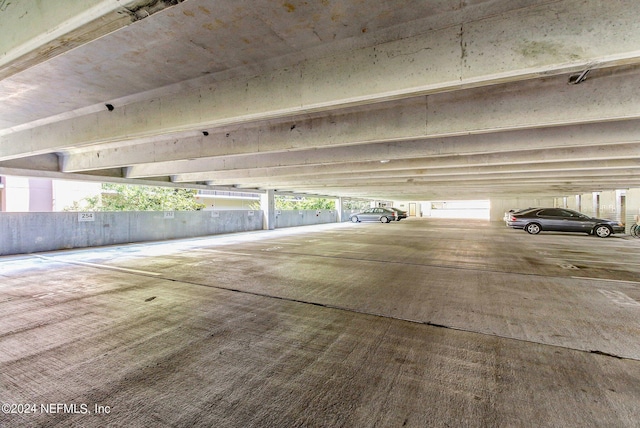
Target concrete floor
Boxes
[1,218,639,427]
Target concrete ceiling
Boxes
[1,0,640,201]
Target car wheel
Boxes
[351,216,359,223]
[380,216,390,223]
[594,225,612,238]
[525,223,541,234]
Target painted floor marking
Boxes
[598,289,640,307]
[562,259,640,266]
[572,276,640,285]
[196,249,252,256]
[33,255,162,276]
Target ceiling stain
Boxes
[518,40,583,62]
[283,2,295,13]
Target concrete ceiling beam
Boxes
[0,166,259,195]
[0,0,556,131]
[56,78,640,173]
[203,162,640,187]
[190,157,640,184]
[241,170,640,190]
[278,178,640,195]
[3,0,640,160]
[0,0,182,80]
[160,140,640,182]
[273,186,640,200]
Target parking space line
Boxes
[598,290,640,307]
[561,259,640,266]
[33,255,162,276]
[572,276,640,285]
[195,249,252,256]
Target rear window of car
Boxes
[538,209,563,216]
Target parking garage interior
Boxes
[1,1,640,427]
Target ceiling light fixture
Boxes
[380,159,390,163]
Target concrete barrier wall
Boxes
[0,210,263,256]
[343,210,358,221]
[274,210,338,228]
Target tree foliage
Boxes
[78,183,205,211]
[275,196,335,210]
[248,196,336,211]
[342,199,370,210]
[248,196,370,211]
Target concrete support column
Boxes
[261,189,275,230]
[3,176,31,212]
[0,176,5,211]
[335,197,343,223]
[617,190,625,224]
[580,193,595,216]
[567,195,579,211]
[598,190,617,220]
[421,202,431,218]
[625,187,640,234]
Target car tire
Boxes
[525,223,541,235]
[381,216,390,223]
[594,225,612,238]
[351,216,359,223]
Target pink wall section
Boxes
[0,176,53,212]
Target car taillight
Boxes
[509,215,517,221]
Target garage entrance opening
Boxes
[422,200,490,220]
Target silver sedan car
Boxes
[349,208,397,223]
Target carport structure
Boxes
[2,1,640,427]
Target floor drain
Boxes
[559,263,579,270]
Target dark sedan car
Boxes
[507,208,625,238]
[390,208,407,221]
[349,207,397,223]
